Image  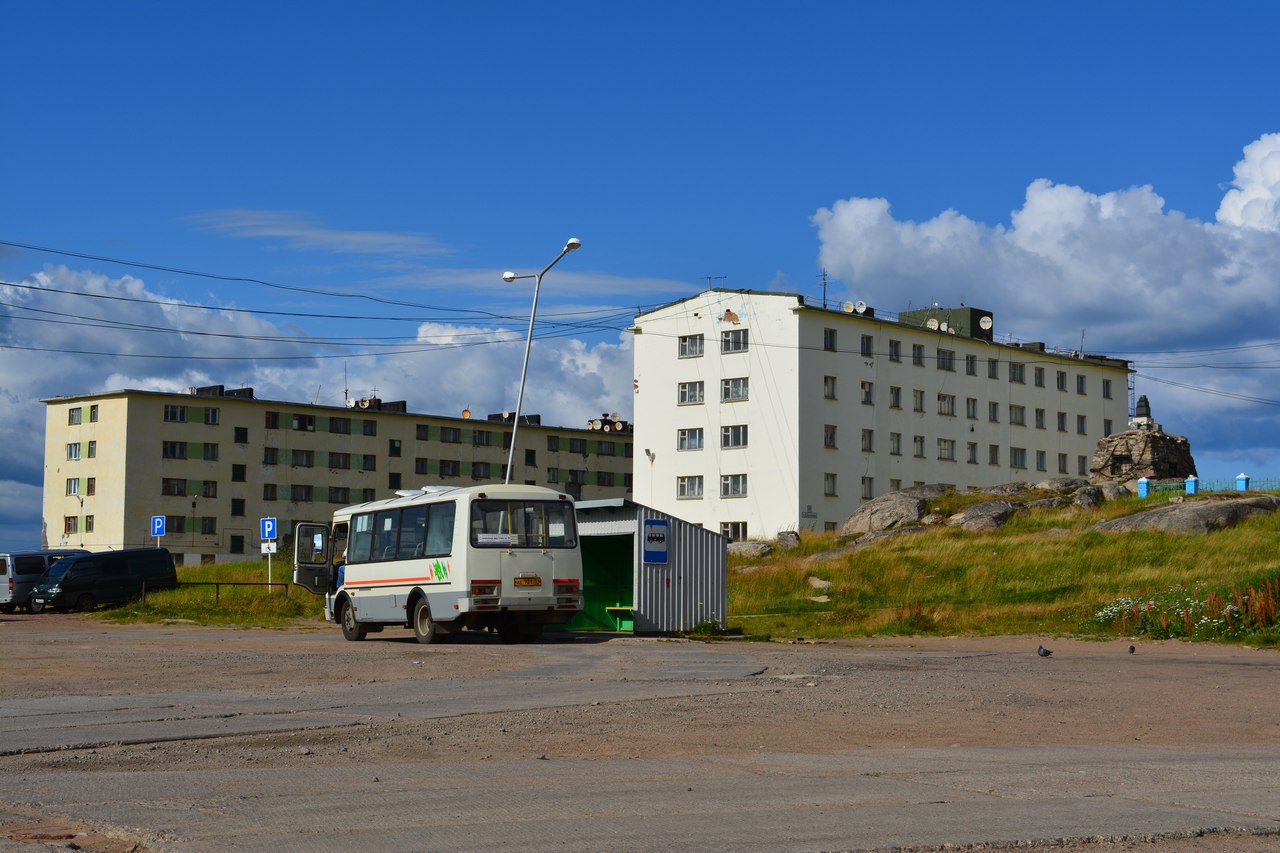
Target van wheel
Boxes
[76,594,97,613]
[27,599,44,614]
[339,600,366,641]
[411,598,437,644]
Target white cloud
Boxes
[191,209,451,257]
[812,133,1280,479]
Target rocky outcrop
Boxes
[948,500,1027,532]
[839,484,949,536]
[728,540,773,559]
[1091,429,1196,486]
[1090,495,1280,534]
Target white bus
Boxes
[293,484,583,643]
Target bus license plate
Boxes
[513,576,541,587]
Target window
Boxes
[415,457,430,474]
[231,498,245,517]
[162,478,186,496]
[86,478,95,496]
[439,460,460,477]
[204,407,220,426]
[265,411,280,429]
[1077,375,1087,395]
[382,439,399,457]
[440,426,461,443]
[988,358,999,379]
[913,435,925,458]
[824,473,837,496]
[203,443,219,461]
[292,414,316,432]
[888,340,902,362]
[85,515,94,533]
[416,424,430,441]
[824,328,838,352]
[1035,408,1046,429]
[1103,378,1113,399]
[234,426,249,443]
[937,394,956,417]
[290,484,314,502]
[1077,414,1088,435]
[597,441,616,456]
[678,381,705,405]
[362,488,376,502]
[823,375,837,399]
[988,402,1000,423]
[89,404,98,422]
[889,479,902,492]
[967,442,978,464]
[912,344,925,366]
[330,417,351,435]
[861,476,874,500]
[597,471,615,487]
[1034,366,1045,387]
[1010,405,1026,426]
[230,535,245,554]
[860,333,875,356]
[860,429,874,452]
[889,432,902,456]
[202,480,217,498]
[328,487,350,504]
[263,446,278,465]
[721,377,749,402]
[546,467,560,484]
[1010,447,1027,469]
[913,389,925,412]
[677,428,704,451]
[472,430,493,447]
[965,397,978,420]
[937,349,955,372]
[164,404,187,423]
[291,449,314,467]
[1009,362,1025,384]
[390,471,404,489]
[720,473,748,498]
[721,329,749,353]
[162,441,186,459]
[938,438,956,461]
[65,478,79,496]
[677,476,704,499]
[362,420,377,436]
[721,424,749,448]
[989,444,1000,466]
[87,440,96,458]
[201,517,217,535]
[568,437,587,453]
[64,516,78,535]
[1036,450,1047,471]
[68,407,82,425]
[679,334,705,358]
[861,381,874,404]
[263,483,278,501]
[1057,412,1068,432]
[166,515,187,534]
[965,354,978,376]
[1104,418,1113,437]
[720,521,747,541]
[824,424,837,449]
[329,452,351,470]
[889,386,902,409]
[1078,455,1089,476]
[1058,453,1069,474]
[361,454,376,471]
[1056,370,1068,391]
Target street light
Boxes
[501,237,581,484]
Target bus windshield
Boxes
[470,499,577,549]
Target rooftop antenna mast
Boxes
[705,274,726,289]
[817,269,829,309]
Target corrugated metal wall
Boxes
[576,501,727,633]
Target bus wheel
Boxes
[411,598,437,644]
[339,600,366,641]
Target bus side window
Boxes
[425,501,455,556]
[348,513,374,563]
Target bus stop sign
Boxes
[642,518,669,564]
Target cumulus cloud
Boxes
[812,133,1280,478]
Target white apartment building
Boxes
[43,385,632,562]
[632,289,1131,541]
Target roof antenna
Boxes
[705,274,726,289]
[817,269,829,309]
[314,385,322,405]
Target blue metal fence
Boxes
[1138,476,1280,498]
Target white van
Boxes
[0,549,88,612]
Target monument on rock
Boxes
[1090,395,1197,487]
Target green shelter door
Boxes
[572,534,634,631]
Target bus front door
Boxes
[293,522,332,594]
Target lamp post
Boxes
[502,237,581,484]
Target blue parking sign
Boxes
[261,517,278,541]
[151,515,165,537]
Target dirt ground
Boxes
[2,613,1278,852]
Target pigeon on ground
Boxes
[1128,644,1136,654]
[1037,645,1053,657]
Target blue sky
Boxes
[3,1,1280,549]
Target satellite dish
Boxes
[358,398,370,408]
[947,327,956,334]
[501,410,510,419]
[610,411,619,421]
[345,399,357,408]
[939,322,949,332]
[586,420,594,429]
[979,316,994,331]
[591,419,602,430]
[842,301,855,313]
[461,408,471,419]
[602,423,612,432]
[925,318,940,330]
[854,301,867,314]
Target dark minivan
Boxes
[28,548,178,613]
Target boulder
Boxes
[1026,496,1068,511]
[728,540,773,559]
[947,500,1028,532]
[1097,481,1132,501]
[983,482,1032,497]
[840,492,927,535]
[1090,495,1280,534]
[1035,477,1089,494]
[776,530,801,550]
[1072,486,1105,509]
